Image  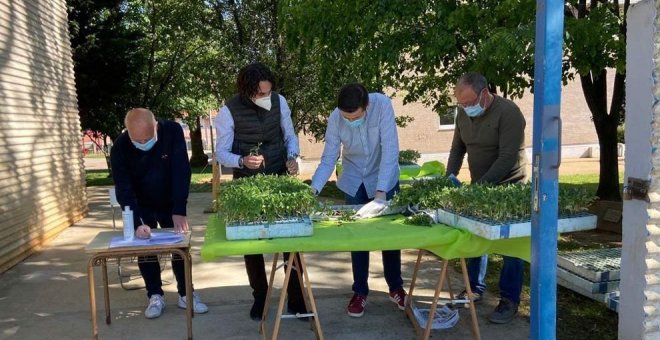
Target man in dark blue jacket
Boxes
[111,108,208,319]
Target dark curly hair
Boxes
[337,83,369,113]
[236,62,275,99]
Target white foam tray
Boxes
[225,216,313,240]
[427,208,597,240]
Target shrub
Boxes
[399,149,421,165]
[617,125,624,144]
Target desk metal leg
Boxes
[172,248,193,340]
[101,259,111,325]
[88,256,99,340]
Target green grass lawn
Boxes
[85,166,213,192]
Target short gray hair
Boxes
[457,72,488,93]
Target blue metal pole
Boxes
[531,0,564,339]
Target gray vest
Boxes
[227,92,286,178]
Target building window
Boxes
[438,107,457,130]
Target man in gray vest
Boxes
[214,62,304,321]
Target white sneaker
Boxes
[178,292,208,314]
[145,294,165,319]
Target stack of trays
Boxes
[557,248,621,312]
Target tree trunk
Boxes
[580,69,622,201]
[189,116,209,167]
[104,136,113,177]
[595,120,621,201]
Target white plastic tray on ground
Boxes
[557,269,619,313]
[225,216,313,240]
[425,208,597,240]
[556,266,620,294]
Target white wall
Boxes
[0,0,87,272]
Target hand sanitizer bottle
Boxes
[122,206,134,241]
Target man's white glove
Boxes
[355,198,390,219]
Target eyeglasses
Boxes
[456,88,485,108]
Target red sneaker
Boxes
[347,294,367,317]
[389,289,407,310]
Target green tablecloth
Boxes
[202,215,531,262]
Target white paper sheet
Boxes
[109,231,184,248]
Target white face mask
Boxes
[254,96,272,111]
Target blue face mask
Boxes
[343,116,365,128]
[132,134,157,151]
[463,92,485,117]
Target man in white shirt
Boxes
[310,83,406,317]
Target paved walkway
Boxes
[0,187,531,340]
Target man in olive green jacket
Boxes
[446,72,527,324]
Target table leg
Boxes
[298,253,323,340]
[88,256,99,340]
[261,253,280,338]
[460,258,481,340]
[101,259,111,325]
[409,250,423,298]
[421,260,449,340]
[404,250,424,338]
[446,268,456,303]
[173,248,193,340]
[272,252,295,340]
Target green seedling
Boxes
[249,142,264,168]
[395,181,596,224]
[404,213,433,227]
[216,174,319,225]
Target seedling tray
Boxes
[225,216,313,240]
[557,266,619,294]
[557,248,621,282]
[557,270,619,312]
[427,208,597,240]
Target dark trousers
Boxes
[345,183,403,296]
[244,253,305,306]
[467,255,524,304]
[232,170,305,306]
[136,207,188,298]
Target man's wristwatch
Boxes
[238,156,244,168]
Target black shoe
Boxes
[488,298,518,324]
[250,297,266,321]
[287,301,311,322]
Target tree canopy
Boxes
[283,0,627,200]
[68,0,627,199]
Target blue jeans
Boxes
[467,255,524,304]
[346,183,403,296]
